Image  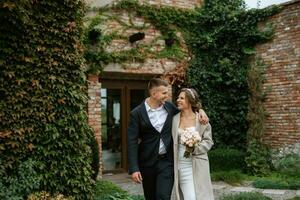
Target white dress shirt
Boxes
[145,101,168,155]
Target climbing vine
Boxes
[83,1,191,75]
[186,0,279,149]
[246,59,272,175]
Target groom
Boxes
[127,78,208,200]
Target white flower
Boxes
[180,129,201,146]
[180,129,202,158]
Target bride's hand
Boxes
[198,109,209,125]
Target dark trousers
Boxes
[140,156,174,200]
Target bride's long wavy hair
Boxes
[178,88,202,113]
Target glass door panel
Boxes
[101,88,122,171]
[101,79,148,172]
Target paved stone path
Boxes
[103,173,300,200]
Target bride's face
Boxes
[176,92,191,110]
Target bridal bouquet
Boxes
[180,129,201,158]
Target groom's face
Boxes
[151,86,169,104]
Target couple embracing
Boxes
[127,78,214,200]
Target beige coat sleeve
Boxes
[192,123,214,155]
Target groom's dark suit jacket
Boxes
[127,100,179,174]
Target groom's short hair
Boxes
[148,78,169,91]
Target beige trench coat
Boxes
[172,113,214,200]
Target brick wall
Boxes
[87,75,102,177]
[139,0,203,9]
[86,0,203,9]
[254,0,300,150]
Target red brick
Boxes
[254,1,300,148]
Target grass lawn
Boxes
[211,170,300,190]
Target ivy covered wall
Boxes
[0,1,94,199]
[85,0,279,150]
[186,0,279,149]
[84,2,190,81]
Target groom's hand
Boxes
[199,109,209,125]
[132,171,143,183]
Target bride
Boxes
[172,88,214,200]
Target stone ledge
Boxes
[230,186,256,193]
[262,189,296,200]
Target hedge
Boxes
[0,1,94,199]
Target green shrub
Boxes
[27,191,74,200]
[93,180,144,200]
[208,148,246,172]
[252,178,300,190]
[129,195,145,200]
[0,0,94,199]
[245,139,272,176]
[221,192,272,200]
[211,170,245,185]
[252,179,288,189]
[287,197,300,200]
[94,180,130,200]
[89,134,100,180]
[246,60,273,176]
[0,159,41,200]
[273,154,300,178]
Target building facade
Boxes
[86,0,300,177]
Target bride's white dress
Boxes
[178,127,196,200]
